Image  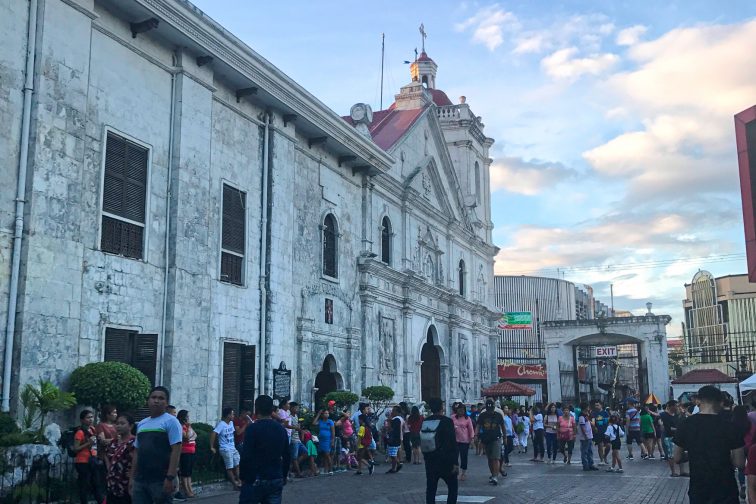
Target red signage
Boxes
[497,363,547,380]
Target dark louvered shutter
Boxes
[104,328,133,363]
[101,132,147,259]
[222,343,241,410]
[240,345,256,411]
[133,334,158,386]
[220,185,245,285]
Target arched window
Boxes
[458,259,466,296]
[322,214,338,278]
[474,161,481,202]
[381,216,392,265]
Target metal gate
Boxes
[568,343,646,407]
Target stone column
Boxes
[402,307,414,400]
[546,342,562,402]
[360,292,377,387]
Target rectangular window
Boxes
[100,132,148,259]
[222,342,256,412]
[221,184,246,285]
[104,328,158,385]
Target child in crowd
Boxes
[606,415,625,473]
[301,430,319,476]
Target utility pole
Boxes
[380,33,385,110]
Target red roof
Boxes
[671,368,737,384]
[430,89,452,106]
[481,381,536,397]
[417,51,433,62]
[342,107,425,150]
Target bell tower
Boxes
[410,24,438,89]
[410,53,438,89]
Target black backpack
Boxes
[60,427,81,458]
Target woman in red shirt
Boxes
[407,406,424,465]
[105,413,135,504]
[178,410,197,498]
[95,404,118,462]
[73,410,105,504]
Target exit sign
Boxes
[593,346,618,358]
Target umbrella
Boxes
[619,396,639,404]
[481,381,536,397]
[644,393,661,405]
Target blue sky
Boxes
[192,1,756,335]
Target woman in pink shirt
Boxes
[452,403,475,481]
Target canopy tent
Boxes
[739,373,756,403]
[481,381,536,398]
[644,393,662,405]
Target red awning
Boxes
[481,381,536,397]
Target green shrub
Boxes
[502,400,521,411]
[19,380,76,436]
[193,423,224,476]
[323,390,359,410]
[69,362,151,412]
[0,413,19,437]
[362,385,395,417]
[0,431,37,447]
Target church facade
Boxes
[1,0,498,419]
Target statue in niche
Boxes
[424,255,435,280]
[459,337,469,382]
[379,316,395,373]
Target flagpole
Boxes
[380,33,385,110]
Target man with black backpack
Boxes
[421,398,458,504]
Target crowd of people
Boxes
[67,384,756,504]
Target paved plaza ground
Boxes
[196,444,691,503]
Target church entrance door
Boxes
[421,331,441,401]
[314,355,341,408]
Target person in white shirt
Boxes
[605,415,625,473]
[210,408,241,489]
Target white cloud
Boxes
[541,47,619,80]
[455,5,517,51]
[490,156,577,195]
[583,20,756,202]
[616,25,647,46]
[513,33,547,54]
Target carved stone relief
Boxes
[459,335,469,382]
[480,344,490,382]
[378,315,395,374]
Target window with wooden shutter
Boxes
[222,342,256,413]
[101,132,148,259]
[104,328,158,386]
[322,214,338,278]
[221,184,246,285]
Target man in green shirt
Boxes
[640,408,656,460]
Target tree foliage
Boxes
[70,362,151,412]
[323,390,359,410]
[19,380,76,437]
[362,385,394,417]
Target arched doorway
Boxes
[421,328,441,402]
[314,355,341,408]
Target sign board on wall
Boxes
[497,363,547,380]
[272,362,291,401]
[593,346,618,358]
[498,312,533,330]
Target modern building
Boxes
[682,271,756,376]
[493,275,624,402]
[1,0,499,419]
[736,105,756,282]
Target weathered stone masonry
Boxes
[1,0,499,421]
